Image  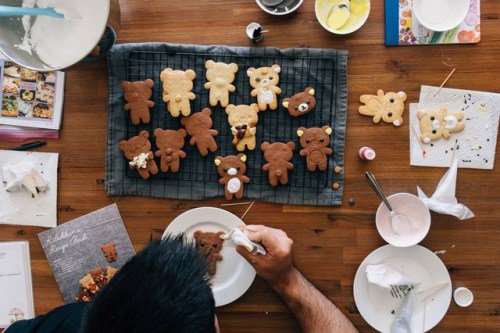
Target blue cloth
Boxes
[5,302,87,333]
[105,43,348,206]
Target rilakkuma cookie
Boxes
[261,141,295,186]
[417,107,465,143]
[154,128,187,172]
[90,267,107,288]
[160,68,196,117]
[79,274,99,294]
[297,126,333,172]
[214,153,250,200]
[204,60,238,107]
[226,103,260,151]
[283,87,316,116]
[122,79,155,125]
[359,89,407,126]
[193,230,225,276]
[180,107,218,156]
[101,242,117,262]
[119,130,159,180]
[247,64,282,111]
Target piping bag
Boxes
[220,228,266,255]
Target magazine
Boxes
[1,58,65,130]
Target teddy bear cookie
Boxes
[180,107,218,156]
[247,64,282,111]
[204,60,238,107]
[226,104,260,151]
[119,130,159,179]
[214,153,250,200]
[297,126,333,172]
[417,107,465,143]
[121,79,155,125]
[358,89,407,126]
[261,141,295,186]
[160,68,196,117]
[193,230,225,276]
[154,128,187,172]
[283,87,316,116]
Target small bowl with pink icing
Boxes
[375,192,431,247]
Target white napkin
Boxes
[417,156,474,220]
[2,160,49,196]
[391,292,415,333]
[365,264,419,289]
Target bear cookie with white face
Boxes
[417,107,465,143]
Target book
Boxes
[0,241,35,328]
[0,57,65,130]
[37,204,136,303]
[385,0,480,46]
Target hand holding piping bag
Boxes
[220,228,266,255]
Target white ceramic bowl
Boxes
[453,287,474,307]
[0,0,109,71]
[255,0,304,16]
[315,0,370,35]
[375,193,431,247]
[413,0,469,32]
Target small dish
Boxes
[413,0,469,32]
[453,287,473,307]
[315,0,370,35]
[255,0,304,16]
[376,193,431,247]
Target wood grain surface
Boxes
[1,0,499,332]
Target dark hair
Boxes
[81,234,215,333]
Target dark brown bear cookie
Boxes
[193,230,225,276]
[122,79,155,125]
[214,153,250,200]
[119,130,159,179]
[297,126,333,172]
[154,128,187,172]
[180,107,218,156]
[261,141,295,186]
[282,87,316,116]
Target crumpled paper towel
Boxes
[2,159,49,196]
[391,292,415,333]
[417,156,474,220]
[365,264,419,289]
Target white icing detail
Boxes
[129,153,149,169]
[260,89,274,103]
[393,119,402,126]
[444,115,459,130]
[227,177,241,193]
[424,137,431,144]
[227,167,237,176]
[432,119,440,129]
[298,103,309,112]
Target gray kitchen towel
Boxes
[106,42,348,206]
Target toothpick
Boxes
[221,202,254,206]
[240,201,255,220]
[434,68,456,97]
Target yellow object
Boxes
[327,0,351,30]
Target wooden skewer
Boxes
[240,201,255,220]
[221,202,254,206]
[434,68,456,97]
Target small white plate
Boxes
[354,245,452,332]
[413,0,469,32]
[162,207,256,307]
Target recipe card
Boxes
[0,241,35,328]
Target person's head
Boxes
[81,234,216,333]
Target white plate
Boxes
[413,0,469,32]
[353,245,452,332]
[162,207,256,307]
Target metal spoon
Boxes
[0,5,65,19]
[365,171,401,235]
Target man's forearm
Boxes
[272,268,359,333]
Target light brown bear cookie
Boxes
[121,79,155,125]
[119,130,159,179]
[226,104,260,151]
[417,107,465,143]
[247,64,282,111]
[282,87,316,116]
[160,68,196,117]
[154,128,187,172]
[359,89,407,126]
[297,126,333,172]
[214,153,250,200]
[193,230,225,276]
[261,141,295,186]
[180,107,218,156]
[204,60,238,107]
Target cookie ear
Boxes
[201,107,212,116]
[282,100,290,108]
[323,126,332,135]
[238,153,247,163]
[417,110,426,120]
[178,128,187,137]
[377,89,385,98]
[225,104,235,115]
[247,67,256,77]
[297,127,306,137]
[271,64,281,74]
[397,91,407,101]
[205,60,215,69]
[185,69,196,80]
[153,128,162,137]
[160,68,173,81]
[145,79,154,88]
[119,140,127,151]
[216,231,225,238]
[139,130,150,139]
[193,230,203,240]
[250,103,260,114]
[121,81,131,89]
[214,157,222,166]
[180,116,188,126]
[287,141,296,151]
[306,87,315,96]
[261,141,270,151]
[229,63,239,73]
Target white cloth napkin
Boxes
[391,292,415,333]
[365,264,419,289]
[417,156,474,220]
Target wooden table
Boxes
[1,0,499,332]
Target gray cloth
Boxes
[106,42,348,206]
